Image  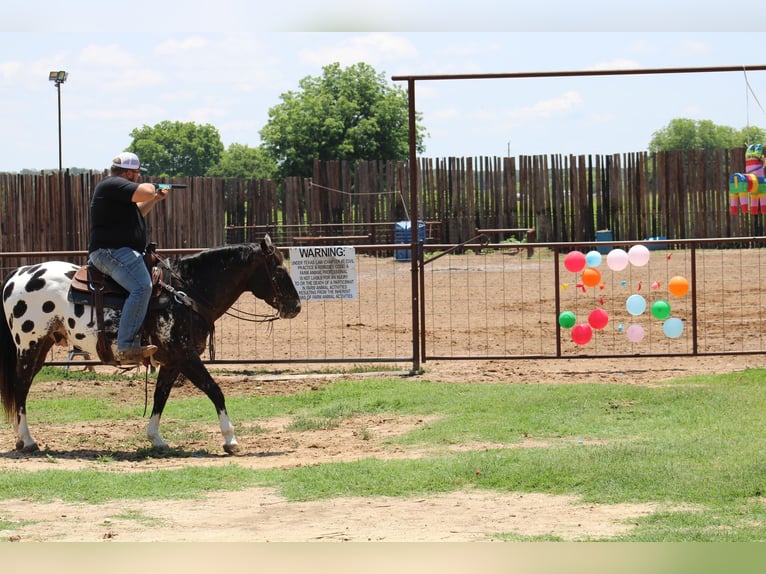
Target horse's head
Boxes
[253,235,301,319]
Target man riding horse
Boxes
[88,151,170,365]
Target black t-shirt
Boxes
[88,176,147,254]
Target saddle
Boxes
[67,246,172,364]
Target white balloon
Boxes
[606,248,629,271]
[628,244,650,267]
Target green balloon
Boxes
[651,300,671,320]
[558,311,576,329]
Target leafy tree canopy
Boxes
[206,143,278,179]
[649,118,766,152]
[128,121,224,177]
[259,62,427,178]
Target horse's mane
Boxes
[173,243,263,275]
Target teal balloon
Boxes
[585,250,602,267]
[558,311,576,329]
[651,300,671,320]
[663,317,684,338]
[626,294,647,316]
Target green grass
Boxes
[5,367,766,540]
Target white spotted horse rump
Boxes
[2,261,117,358]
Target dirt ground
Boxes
[2,246,765,542]
[1,353,758,543]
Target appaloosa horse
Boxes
[0,236,300,454]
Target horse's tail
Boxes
[0,286,18,423]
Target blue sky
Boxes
[1,2,765,172]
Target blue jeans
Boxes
[88,247,152,352]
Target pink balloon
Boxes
[626,324,645,343]
[564,251,586,273]
[606,248,629,271]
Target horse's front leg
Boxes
[146,366,180,449]
[181,357,239,455]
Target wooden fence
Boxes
[0,148,759,263]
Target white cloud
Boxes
[430,107,459,120]
[0,60,22,80]
[187,106,227,124]
[298,33,417,67]
[677,40,709,56]
[590,58,641,71]
[628,40,658,55]
[155,36,209,55]
[509,90,583,121]
[78,43,137,68]
[106,69,165,91]
[83,103,166,121]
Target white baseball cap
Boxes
[111,151,147,172]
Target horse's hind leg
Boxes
[14,342,53,452]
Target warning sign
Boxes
[289,246,358,300]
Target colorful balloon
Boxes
[585,250,602,267]
[626,324,645,343]
[628,244,650,267]
[651,300,671,320]
[668,276,689,297]
[571,323,593,345]
[588,308,609,330]
[581,267,602,288]
[558,311,576,329]
[564,251,586,273]
[663,317,684,338]
[626,294,647,316]
[606,248,629,271]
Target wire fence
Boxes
[3,237,765,372]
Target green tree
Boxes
[128,121,224,177]
[206,143,278,179]
[649,118,766,151]
[259,62,426,178]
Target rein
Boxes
[223,307,280,323]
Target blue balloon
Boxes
[663,317,684,338]
[626,294,647,316]
[585,250,602,267]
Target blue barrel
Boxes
[596,230,613,254]
[395,220,426,261]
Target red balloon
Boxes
[571,323,593,345]
[588,308,609,330]
[564,251,586,273]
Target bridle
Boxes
[222,244,286,324]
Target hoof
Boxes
[223,443,241,455]
[16,440,39,453]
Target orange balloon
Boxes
[668,275,689,297]
[581,267,601,288]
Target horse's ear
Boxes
[261,234,274,255]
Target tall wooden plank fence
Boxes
[0,148,759,261]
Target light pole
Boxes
[48,70,68,172]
